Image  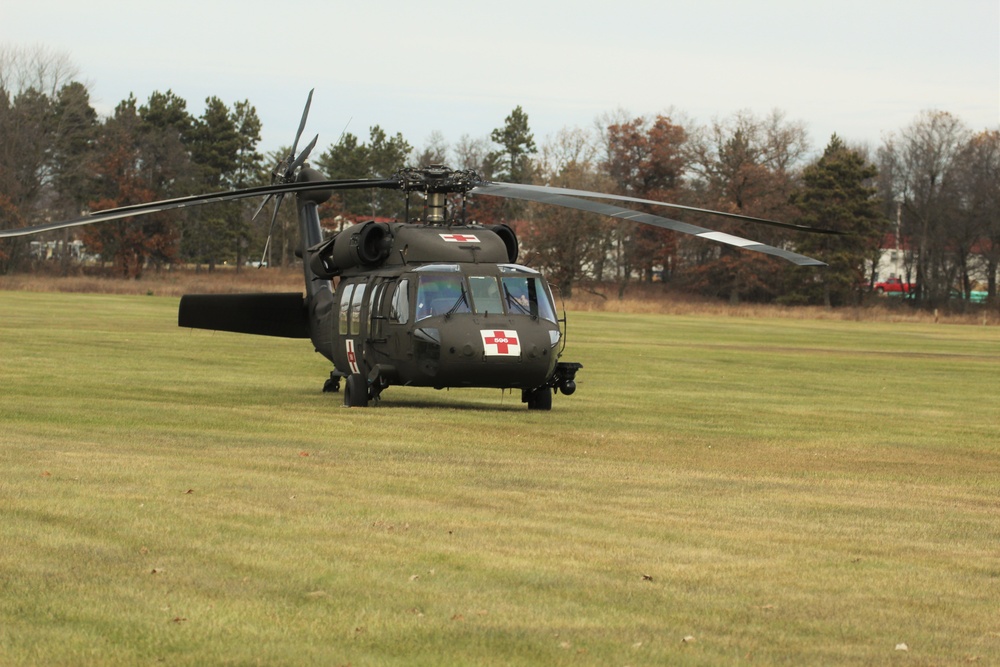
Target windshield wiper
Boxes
[504,287,531,315]
[445,288,469,318]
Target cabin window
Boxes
[369,281,387,337]
[390,279,410,324]
[415,274,470,321]
[350,282,367,336]
[468,276,504,315]
[369,282,381,320]
[501,276,556,322]
[338,284,354,335]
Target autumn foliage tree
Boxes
[83,97,177,278]
[523,127,610,298]
[600,114,688,292]
[2,48,996,311]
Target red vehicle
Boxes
[874,277,916,294]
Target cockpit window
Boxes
[390,279,410,324]
[468,276,504,315]
[501,276,557,322]
[415,274,470,321]
[410,270,555,322]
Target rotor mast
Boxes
[397,165,481,225]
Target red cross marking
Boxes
[485,330,518,354]
[346,339,360,374]
[440,233,479,243]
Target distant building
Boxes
[871,231,913,282]
[29,239,85,261]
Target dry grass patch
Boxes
[4,267,997,325]
[0,266,304,297]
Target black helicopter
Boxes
[1,91,833,410]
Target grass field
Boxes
[1,290,998,665]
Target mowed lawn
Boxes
[1,290,997,666]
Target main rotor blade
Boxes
[0,178,400,239]
[472,182,825,267]
[482,181,843,235]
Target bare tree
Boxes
[685,109,810,303]
[953,129,1000,305]
[878,110,971,306]
[452,133,491,173]
[0,44,79,97]
[0,46,84,273]
[524,127,611,297]
[415,130,449,167]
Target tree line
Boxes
[2,47,997,308]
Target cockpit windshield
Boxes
[468,276,504,315]
[413,267,557,323]
[501,275,557,322]
[416,274,470,320]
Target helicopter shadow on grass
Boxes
[336,393,536,412]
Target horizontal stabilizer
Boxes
[178,293,309,339]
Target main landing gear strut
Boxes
[521,361,583,411]
[328,362,583,410]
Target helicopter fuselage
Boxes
[322,261,562,391]
[177,188,581,409]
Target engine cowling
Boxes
[484,223,518,263]
[308,221,392,278]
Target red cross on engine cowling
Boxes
[439,233,480,243]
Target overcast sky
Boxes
[2,0,998,160]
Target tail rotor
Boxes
[254,89,319,267]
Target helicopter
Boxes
[1,91,835,410]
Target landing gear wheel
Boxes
[524,386,553,411]
[344,373,369,407]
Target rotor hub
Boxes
[396,165,482,194]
